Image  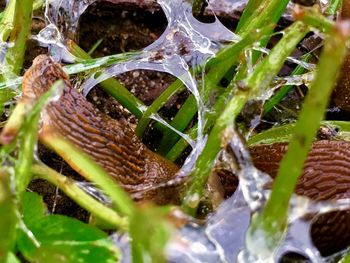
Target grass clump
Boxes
[1,0,350,262]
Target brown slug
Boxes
[21,55,180,204]
[250,140,350,256]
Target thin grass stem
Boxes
[32,164,128,231]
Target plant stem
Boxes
[247,21,350,256]
[88,38,104,55]
[181,21,309,215]
[32,164,128,231]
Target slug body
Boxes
[23,55,179,204]
[250,140,350,256]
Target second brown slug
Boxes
[21,55,180,204]
[250,140,350,256]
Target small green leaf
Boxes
[22,192,46,227]
[29,215,107,242]
[18,214,120,262]
[32,241,119,263]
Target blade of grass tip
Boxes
[15,80,64,198]
[246,21,350,256]
[181,21,309,216]
[4,0,33,77]
[40,133,136,217]
[0,169,17,263]
[66,40,145,119]
[248,123,296,146]
[88,38,104,55]
[160,25,274,155]
[263,53,313,114]
[32,164,129,231]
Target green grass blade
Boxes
[32,164,129,231]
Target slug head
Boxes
[22,55,70,101]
